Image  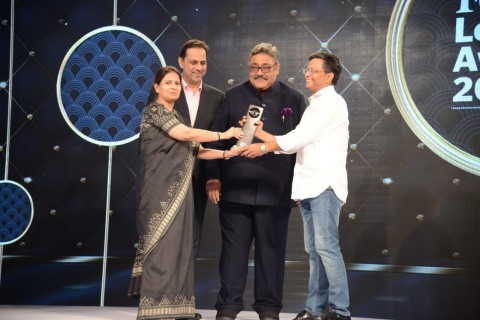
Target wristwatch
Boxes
[260,143,267,154]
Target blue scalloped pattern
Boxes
[60,30,161,143]
[0,183,32,243]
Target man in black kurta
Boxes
[205,43,307,320]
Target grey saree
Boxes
[128,103,198,320]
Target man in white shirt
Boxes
[240,52,351,320]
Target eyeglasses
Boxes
[249,63,277,73]
[302,68,329,74]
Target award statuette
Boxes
[237,105,264,147]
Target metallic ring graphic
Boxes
[386,0,480,175]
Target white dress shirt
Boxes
[276,85,349,202]
[182,78,202,125]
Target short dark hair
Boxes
[179,39,209,59]
[309,52,342,85]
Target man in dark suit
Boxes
[205,43,307,320]
[174,39,224,262]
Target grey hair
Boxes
[248,43,279,63]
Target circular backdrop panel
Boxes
[386,0,480,175]
[57,26,165,146]
[0,180,34,245]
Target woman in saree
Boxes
[128,66,242,320]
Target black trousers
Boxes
[192,180,208,261]
[215,201,291,319]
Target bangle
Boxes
[223,150,230,160]
[217,132,221,141]
[260,143,267,154]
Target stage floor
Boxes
[0,306,387,320]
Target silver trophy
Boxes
[237,104,264,147]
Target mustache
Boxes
[254,75,268,80]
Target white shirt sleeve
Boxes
[277,86,346,152]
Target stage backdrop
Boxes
[1,1,479,319]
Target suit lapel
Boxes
[194,85,211,128]
[175,91,191,126]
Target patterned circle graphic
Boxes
[0,180,34,245]
[57,26,165,146]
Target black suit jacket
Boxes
[205,80,307,207]
[174,83,224,188]
[174,83,224,130]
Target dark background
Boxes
[1,1,479,320]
